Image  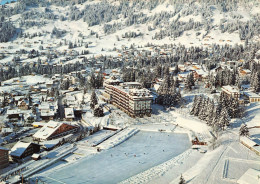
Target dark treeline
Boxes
[191,93,243,131]
[0,61,85,81]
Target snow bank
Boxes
[78,129,120,147]
[120,149,194,184]
[98,128,139,150]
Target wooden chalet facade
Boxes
[0,147,9,169]
[191,137,207,146]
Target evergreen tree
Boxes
[199,97,209,120]
[193,95,203,116]
[206,100,215,126]
[173,64,179,75]
[185,73,195,91]
[218,106,230,130]
[190,96,198,115]
[90,91,98,109]
[252,72,260,92]
[179,174,186,184]
[229,98,239,118]
[239,124,249,137]
[94,105,104,117]
[155,65,162,78]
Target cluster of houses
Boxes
[221,85,260,104]
[0,73,86,168]
[0,44,259,172]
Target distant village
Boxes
[0,43,260,183]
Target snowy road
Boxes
[34,131,191,184]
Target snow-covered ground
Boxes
[31,131,191,184]
[0,75,50,92]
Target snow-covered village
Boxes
[0,0,260,183]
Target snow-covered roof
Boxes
[41,111,55,117]
[178,71,191,78]
[46,80,53,85]
[124,82,142,86]
[14,96,25,101]
[195,69,208,77]
[38,102,50,110]
[42,139,60,149]
[244,92,260,98]
[240,136,258,147]
[31,153,40,159]
[66,95,75,101]
[104,76,123,84]
[32,122,46,127]
[237,168,260,184]
[65,108,75,119]
[222,85,240,93]
[10,141,31,157]
[1,127,13,133]
[33,121,63,140]
[129,88,153,99]
[7,109,21,115]
[242,69,251,73]
[0,146,9,151]
[153,84,160,91]
[17,99,29,106]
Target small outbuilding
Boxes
[31,153,41,161]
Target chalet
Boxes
[239,69,251,77]
[192,137,207,145]
[14,95,25,102]
[30,85,41,92]
[227,60,237,69]
[193,70,208,81]
[104,82,153,117]
[1,127,13,136]
[0,147,9,169]
[65,95,77,107]
[178,71,191,82]
[33,121,78,141]
[10,141,40,160]
[68,85,79,91]
[244,92,260,103]
[41,89,49,94]
[151,83,161,94]
[221,85,240,100]
[178,65,186,72]
[7,109,22,120]
[214,66,223,73]
[64,108,75,121]
[46,81,53,88]
[38,102,57,121]
[103,76,123,87]
[17,99,29,110]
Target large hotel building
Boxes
[103,77,153,118]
